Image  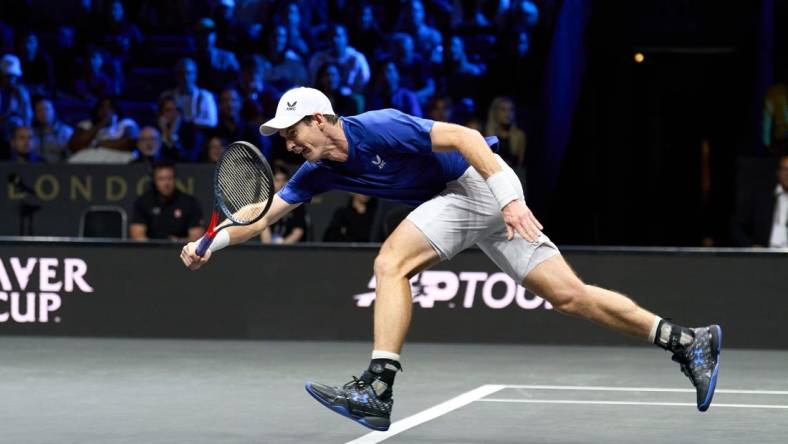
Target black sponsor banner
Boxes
[0,240,786,348]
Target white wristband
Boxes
[208,229,230,252]
[486,171,520,209]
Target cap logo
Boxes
[286,101,297,111]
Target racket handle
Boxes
[195,234,213,257]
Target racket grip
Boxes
[195,234,213,257]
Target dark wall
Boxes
[547,0,764,247]
[0,240,785,349]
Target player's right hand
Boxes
[180,241,211,270]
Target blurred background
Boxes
[0,0,785,248]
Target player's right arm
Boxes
[180,194,299,270]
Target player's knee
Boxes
[374,252,406,279]
[549,282,590,316]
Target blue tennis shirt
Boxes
[278,109,499,207]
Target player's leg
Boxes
[523,254,656,338]
[480,228,721,412]
[372,219,441,353]
[521,253,721,411]
[305,219,441,431]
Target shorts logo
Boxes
[353,270,553,310]
[286,101,297,111]
[371,155,386,170]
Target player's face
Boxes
[280,118,329,162]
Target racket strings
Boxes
[216,144,272,223]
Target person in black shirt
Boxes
[323,193,377,242]
[261,165,307,244]
[130,161,205,241]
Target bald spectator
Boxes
[308,24,370,94]
[9,125,39,163]
[132,126,162,166]
[32,98,73,163]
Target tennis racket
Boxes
[195,141,274,257]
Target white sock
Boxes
[371,350,401,362]
[648,316,661,343]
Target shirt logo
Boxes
[174,208,182,219]
[372,155,386,170]
[286,101,297,111]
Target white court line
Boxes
[345,384,505,444]
[478,398,788,409]
[504,384,788,395]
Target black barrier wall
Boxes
[0,239,786,349]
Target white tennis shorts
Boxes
[406,155,560,283]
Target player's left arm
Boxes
[430,121,543,242]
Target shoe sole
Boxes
[698,324,722,412]
[304,382,391,431]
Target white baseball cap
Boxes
[259,87,335,136]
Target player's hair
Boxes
[300,114,340,125]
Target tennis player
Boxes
[180,87,722,431]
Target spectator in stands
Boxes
[72,46,121,100]
[68,97,139,163]
[15,31,53,96]
[161,58,218,128]
[308,24,370,94]
[100,0,143,65]
[763,82,788,155]
[281,1,312,59]
[130,161,205,241]
[323,193,377,242]
[52,26,78,91]
[495,0,539,31]
[395,0,442,61]
[315,62,364,116]
[202,135,225,163]
[485,96,526,168]
[131,126,161,166]
[427,95,453,122]
[0,54,33,130]
[210,0,246,50]
[261,165,307,244]
[237,55,280,115]
[391,33,435,104]
[732,155,788,248]
[193,18,240,93]
[348,3,386,63]
[32,98,73,164]
[368,61,421,116]
[156,95,187,161]
[212,87,270,157]
[441,35,485,101]
[8,124,39,163]
[261,24,308,92]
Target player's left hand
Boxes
[502,200,543,242]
